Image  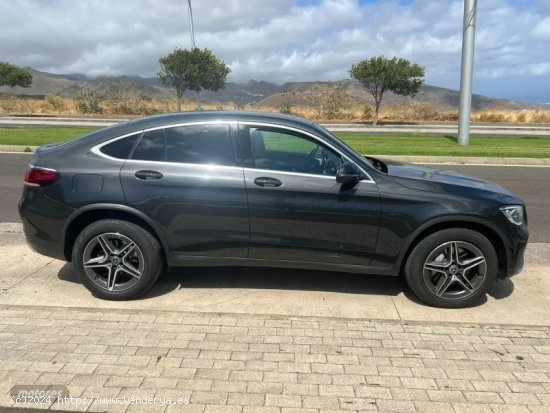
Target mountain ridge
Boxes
[0,68,536,110]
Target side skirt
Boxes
[167,253,399,276]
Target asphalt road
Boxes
[1,152,548,242]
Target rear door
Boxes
[239,124,380,266]
[120,123,249,257]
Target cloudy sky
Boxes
[1,0,549,103]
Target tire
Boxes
[404,228,498,308]
[72,219,163,300]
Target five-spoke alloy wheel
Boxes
[73,220,163,300]
[405,229,497,308]
[82,233,144,292]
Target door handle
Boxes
[135,170,163,180]
[254,177,282,187]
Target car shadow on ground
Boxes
[58,263,403,298]
[57,263,515,306]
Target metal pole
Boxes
[186,0,201,109]
[187,0,196,48]
[457,0,477,146]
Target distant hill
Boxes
[256,79,530,111]
[0,68,535,110]
[0,69,279,105]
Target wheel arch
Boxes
[63,204,169,263]
[398,216,508,277]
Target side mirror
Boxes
[336,162,362,184]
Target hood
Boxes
[384,160,515,197]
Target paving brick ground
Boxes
[0,304,549,413]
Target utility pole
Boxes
[457,0,477,146]
[186,0,201,109]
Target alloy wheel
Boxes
[422,240,487,300]
[82,233,144,292]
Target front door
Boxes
[120,124,249,257]
[240,125,380,266]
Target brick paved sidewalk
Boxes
[0,304,549,413]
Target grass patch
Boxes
[1,126,550,158]
[0,126,100,146]
[337,133,550,158]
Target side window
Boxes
[165,124,235,166]
[100,134,139,159]
[248,127,344,176]
[131,129,165,162]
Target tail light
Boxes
[24,166,60,188]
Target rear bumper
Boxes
[18,189,73,261]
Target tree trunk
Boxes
[196,91,202,110]
[176,96,181,112]
[373,101,380,126]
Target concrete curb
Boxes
[2,144,549,166]
[1,302,549,330]
[380,155,550,166]
[0,145,37,153]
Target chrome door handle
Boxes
[135,170,163,180]
[254,177,283,187]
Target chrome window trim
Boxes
[89,120,375,183]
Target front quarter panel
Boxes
[370,174,525,270]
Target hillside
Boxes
[256,80,528,110]
[0,69,279,105]
[0,68,533,110]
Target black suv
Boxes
[19,112,528,307]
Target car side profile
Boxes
[19,112,528,307]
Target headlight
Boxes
[499,205,524,226]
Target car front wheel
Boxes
[404,228,498,308]
[72,219,163,300]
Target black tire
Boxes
[72,219,163,300]
[404,228,498,308]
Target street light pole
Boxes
[186,0,201,109]
[457,0,477,146]
[187,0,196,49]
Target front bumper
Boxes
[499,222,528,279]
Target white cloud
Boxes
[0,0,548,100]
[532,17,550,38]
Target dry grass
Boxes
[0,95,240,116]
[1,95,549,124]
[471,109,550,124]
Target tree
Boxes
[350,56,424,125]
[158,48,230,111]
[99,80,148,115]
[0,62,32,88]
[308,82,351,120]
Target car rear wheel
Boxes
[72,219,163,300]
[404,228,498,308]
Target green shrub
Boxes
[75,91,104,114]
[45,94,65,110]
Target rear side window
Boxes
[100,134,139,159]
[165,124,235,166]
[131,129,165,162]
